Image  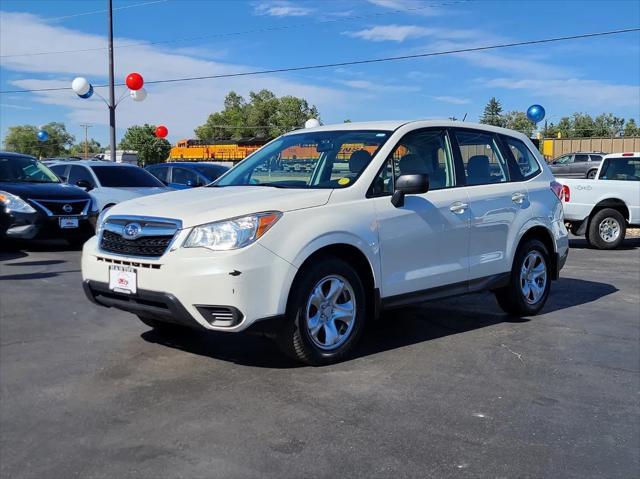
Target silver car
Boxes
[548,152,604,178]
[48,160,171,211]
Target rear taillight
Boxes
[561,185,570,202]
[550,180,563,200]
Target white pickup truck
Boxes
[558,152,640,249]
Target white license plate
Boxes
[59,217,79,229]
[109,266,137,295]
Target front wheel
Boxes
[495,239,551,317]
[587,208,626,249]
[276,257,367,365]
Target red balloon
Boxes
[125,72,144,91]
[155,125,168,138]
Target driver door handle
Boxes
[449,201,468,214]
[512,192,527,204]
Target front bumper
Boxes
[81,236,298,332]
[1,208,97,240]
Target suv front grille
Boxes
[30,199,90,216]
[99,216,181,258]
[101,230,172,257]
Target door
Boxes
[569,153,589,177]
[552,154,573,175]
[372,128,470,298]
[451,129,531,281]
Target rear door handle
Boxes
[449,201,469,214]
[512,192,527,204]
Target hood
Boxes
[0,181,90,200]
[106,186,332,228]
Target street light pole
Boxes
[107,0,116,162]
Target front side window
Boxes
[555,155,572,164]
[91,166,165,187]
[147,166,169,183]
[49,164,67,179]
[598,158,640,181]
[68,165,95,186]
[501,135,541,180]
[454,130,509,185]
[0,156,60,183]
[215,130,391,189]
[173,167,200,186]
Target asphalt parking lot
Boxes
[1,237,638,479]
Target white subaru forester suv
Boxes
[82,121,569,365]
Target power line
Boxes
[0,0,470,58]
[44,0,171,22]
[2,27,638,95]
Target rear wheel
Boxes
[276,257,366,365]
[586,169,597,179]
[495,239,551,317]
[587,208,626,249]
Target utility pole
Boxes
[80,123,92,159]
[107,0,116,162]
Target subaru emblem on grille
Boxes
[62,204,73,213]
[122,222,142,240]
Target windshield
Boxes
[0,156,60,183]
[193,164,229,181]
[214,130,391,189]
[91,165,165,187]
[598,158,640,181]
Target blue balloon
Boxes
[526,104,545,123]
[37,130,49,141]
[79,84,93,99]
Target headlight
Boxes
[96,207,110,236]
[183,211,281,251]
[0,190,36,213]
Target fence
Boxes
[541,137,640,160]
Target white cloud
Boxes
[365,0,444,16]
[253,1,313,17]
[338,79,420,92]
[0,11,346,140]
[0,103,32,110]
[485,78,640,108]
[345,24,483,43]
[431,95,470,105]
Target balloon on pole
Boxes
[155,125,168,138]
[304,118,321,128]
[526,104,545,124]
[37,130,49,141]
[125,72,144,91]
[130,87,147,102]
[79,84,93,99]
[71,77,91,96]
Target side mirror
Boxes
[391,174,429,208]
[75,179,94,191]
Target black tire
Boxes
[495,239,551,317]
[586,169,597,179]
[587,208,626,250]
[276,257,367,366]
[137,315,184,332]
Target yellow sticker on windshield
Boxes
[338,177,350,186]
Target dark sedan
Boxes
[0,152,98,246]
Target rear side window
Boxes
[599,158,640,181]
[49,164,67,178]
[454,130,508,185]
[91,166,164,187]
[575,154,589,162]
[68,166,96,186]
[147,166,169,183]
[172,167,200,186]
[501,136,541,180]
[590,155,603,162]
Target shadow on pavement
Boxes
[569,237,640,250]
[4,259,67,267]
[140,277,616,368]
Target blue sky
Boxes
[1,0,639,147]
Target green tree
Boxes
[3,122,74,157]
[503,111,535,137]
[479,97,505,127]
[195,90,320,141]
[118,124,171,166]
[69,139,102,158]
[624,118,639,137]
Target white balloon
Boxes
[71,77,91,95]
[305,118,321,129]
[130,87,147,102]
